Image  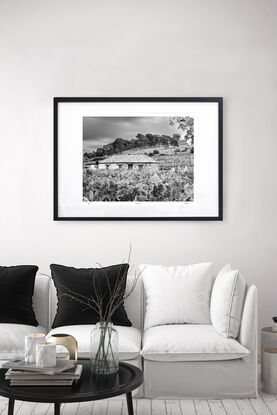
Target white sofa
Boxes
[0,273,258,399]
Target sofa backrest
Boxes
[33,273,51,329]
[238,284,257,352]
[124,274,143,330]
[48,274,143,331]
[32,273,251,337]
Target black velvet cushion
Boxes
[50,263,132,329]
[0,265,38,326]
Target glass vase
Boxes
[90,322,119,375]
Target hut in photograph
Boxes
[92,155,159,171]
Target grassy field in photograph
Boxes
[83,146,194,202]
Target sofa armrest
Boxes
[238,285,258,353]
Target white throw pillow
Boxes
[139,262,214,330]
[210,264,246,338]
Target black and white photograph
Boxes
[83,116,194,203]
[54,98,222,220]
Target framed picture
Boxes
[54,97,223,221]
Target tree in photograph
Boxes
[169,116,194,145]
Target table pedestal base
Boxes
[8,399,14,415]
[126,392,133,415]
[54,403,60,415]
[8,394,134,415]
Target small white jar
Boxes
[36,343,56,367]
[25,333,46,363]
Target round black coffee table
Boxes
[0,360,143,415]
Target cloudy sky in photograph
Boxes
[83,116,181,152]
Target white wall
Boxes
[0,0,276,331]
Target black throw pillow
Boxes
[50,263,132,328]
[0,265,39,326]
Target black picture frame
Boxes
[54,97,223,221]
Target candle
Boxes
[36,343,56,367]
[25,333,46,363]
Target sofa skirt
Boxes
[143,356,258,399]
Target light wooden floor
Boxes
[1,392,277,415]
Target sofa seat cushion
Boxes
[142,325,250,362]
[0,324,47,360]
[47,325,141,361]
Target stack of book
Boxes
[3,359,82,386]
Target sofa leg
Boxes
[8,399,14,415]
[126,392,134,415]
